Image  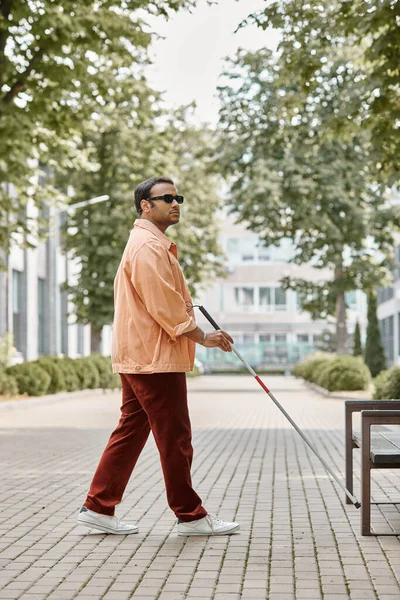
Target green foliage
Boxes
[373,367,400,400]
[90,354,120,389]
[0,0,195,257]
[0,333,14,367]
[353,322,362,357]
[54,357,80,392]
[314,356,371,392]
[292,352,334,382]
[364,293,386,377]
[7,363,51,396]
[218,47,399,353]
[373,369,391,400]
[73,357,100,390]
[0,365,18,396]
[35,357,66,394]
[245,0,400,182]
[64,105,226,339]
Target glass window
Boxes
[12,270,22,351]
[227,238,239,252]
[275,334,287,343]
[345,291,356,306]
[297,334,309,343]
[77,324,84,355]
[235,287,254,306]
[259,287,271,306]
[61,287,69,355]
[38,278,46,355]
[243,334,255,344]
[260,334,271,342]
[242,254,254,262]
[275,287,286,307]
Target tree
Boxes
[353,321,362,357]
[244,0,400,183]
[64,105,226,352]
[364,293,386,377]
[217,48,400,353]
[0,0,195,258]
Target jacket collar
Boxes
[134,219,178,257]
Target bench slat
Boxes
[353,429,400,464]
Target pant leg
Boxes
[126,372,207,523]
[84,374,151,516]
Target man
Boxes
[77,176,240,536]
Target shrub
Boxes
[90,354,120,389]
[55,357,80,392]
[314,355,371,392]
[73,357,100,389]
[0,365,18,396]
[35,357,66,394]
[7,362,51,396]
[292,352,334,383]
[373,369,391,400]
[373,367,400,400]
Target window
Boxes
[275,334,287,343]
[297,334,309,343]
[61,287,69,355]
[258,254,270,262]
[345,291,356,307]
[235,287,254,306]
[227,238,239,252]
[243,334,255,344]
[380,316,393,365]
[38,278,46,355]
[260,287,271,306]
[12,270,22,351]
[77,324,84,355]
[242,255,254,262]
[260,334,271,343]
[275,287,286,308]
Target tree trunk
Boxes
[335,263,347,354]
[91,326,102,354]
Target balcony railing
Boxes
[196,342,315,372]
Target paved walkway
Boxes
[0,375,400,600]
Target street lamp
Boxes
[57,194,110,356]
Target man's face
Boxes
[140,182,181,232]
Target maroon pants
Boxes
[84,372,207,522]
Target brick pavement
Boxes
[0,375,400,600]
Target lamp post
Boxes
[56,194,110,356]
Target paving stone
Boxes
[0,377,400,600]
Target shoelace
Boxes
[207,514,225,525]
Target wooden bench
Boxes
[345,400,400,535]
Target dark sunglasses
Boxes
[147,194,184,204]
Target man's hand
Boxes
[203,330,234,352]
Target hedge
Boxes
[0,366,18,397]
[314,356,371,392]
[7,362,51,396]
[293,353,371,392]
[373,367,400,400]
[1,354,120,398]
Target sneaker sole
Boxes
[178,524,240,537]
[77,517,138,535]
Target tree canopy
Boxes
[217,47,400,352]
[0,0,194,255]
[244,0,400,183]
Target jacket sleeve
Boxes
[130,241,197,343]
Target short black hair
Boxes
[134,176,174,215]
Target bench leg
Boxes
[345,409,354,504]
[361,421,371,536]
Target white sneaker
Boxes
[177,514,240,536]
[77,507,138,534]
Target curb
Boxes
[0,388,119,412]
[302,379,372,401]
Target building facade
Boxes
[195,213,367,369]
[0,198,112,363]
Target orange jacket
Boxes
[112,219,197,374]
